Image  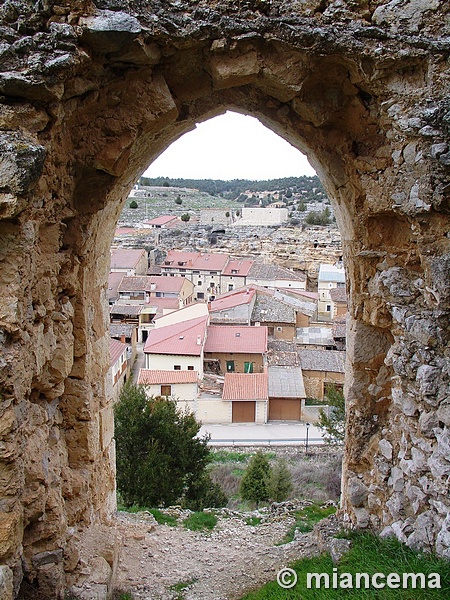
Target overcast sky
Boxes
[144,111,316,181]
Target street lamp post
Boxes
[305,422,310,456]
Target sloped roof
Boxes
[109,338,127,366]
[144,315,208,356]
[298,349,346,373]
[248,262,307,282]
[318,263,345,283]
[108,271,124,301]
[144,215,177,226]
[268,366,306,398]
[138,369,198,385]
[193,252,229,271]
[118,275,188,294]
[209,288,255,312]
[251,295,295,324]
[205,325,268,354]
[110,323,136,338]
[222,372,268,401]
[329,287,348,303]
[222,259,254,277]
[110,248,146,269]
[110,303,143,316]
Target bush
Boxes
[240,451,271,506]
[318,386,346,444]
[181,213,191,222]
[267,459,293,502]
[305,206,331,225]
[114,384,211,507]
[182,471,228,511]
[129,200,138,208]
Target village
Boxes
[108,183,347,429]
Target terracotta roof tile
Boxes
[222,372,268,401]
[209,289,255,312]
[204,325,267,354]
[144,215,178,226]
[222,259,254,276]
[144,316,208,356]
[138,369,198,384]
[109,338,127,366]
[110,248,147,269]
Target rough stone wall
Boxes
[0,0,449,597]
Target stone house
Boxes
[160,250,230,301]
[143,215,178,228]
[204,325,268,374]
[247,262,307,290]
[209,288,256,325]
[251,293,296,340]
[220,259,254,292]
[298,349,345,400]
[110,247,148,276]
[117,275,194,306]
[329,286,348,318]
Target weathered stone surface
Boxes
[0,1,449,596]
[0,565,13,600]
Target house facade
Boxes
[317,263,346,320]
[204,325,268,374]
[109,338,129,402]
[220,259,254,292]
[209,288,256,325]
[247,262,307,290]
[222,372,269,423]
[138,369,198,405]
[110,248,148,276]
[298,349,345,400]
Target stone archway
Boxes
[0,1,449,597]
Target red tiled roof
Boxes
[108,272,125,300]
[163,251,229,272]
[222,259,254,277]
[209,289,255,312]
[222,372,268,401]
[118,275,188,294]
[144,316,208,356]
[147,298,180,311]
[144,215,178,226]
[110,338,127,366]
[138,369,198,385]
[204,325,268,354]
[110,248,146,269]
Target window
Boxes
[337,282,345,288]
[277,326,282,332]
[210,271,217,275]
[161,385,171,396]
[244,362,253,373]
[226,360,235,372]
[156,291,162,297]
[187,366,194,371]
[198,281,202,286]
[231,269,238,274]
[210,282,215,288]
[197,292,205,299]
[228,284,234,291]
[326,305,331,312]
[174,365,181,370]
[193,270,200,275]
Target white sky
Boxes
[144,111,316,181]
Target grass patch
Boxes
[183,511,218,531]
[279,503,336,544]
[212,450,250,463]
[241,531,450,599]
[169,578,198,596]
[148,508,178,527]
[245,516,262,526]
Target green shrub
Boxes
[240,451,271,507]
[267,459,293,502]
[182,471,228,511]
[129,200,138,208]
[148,508,178,527]
[114,384,211,507]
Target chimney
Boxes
[150,283,156,291]
[197,335,202,345]
[120,335,126,344]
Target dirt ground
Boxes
[114,506,321,600]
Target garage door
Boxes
[232,402,256,423]
[269,399,301,421]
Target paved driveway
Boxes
[199,421,324,446]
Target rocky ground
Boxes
[114,502,336,600]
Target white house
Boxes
[318,263,346,320]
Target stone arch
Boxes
[0,2,449,597]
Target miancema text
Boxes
[307,569,441,590]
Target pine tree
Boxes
[267,459,293,502]
[240,451,271,507]
[318,386,346,445]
